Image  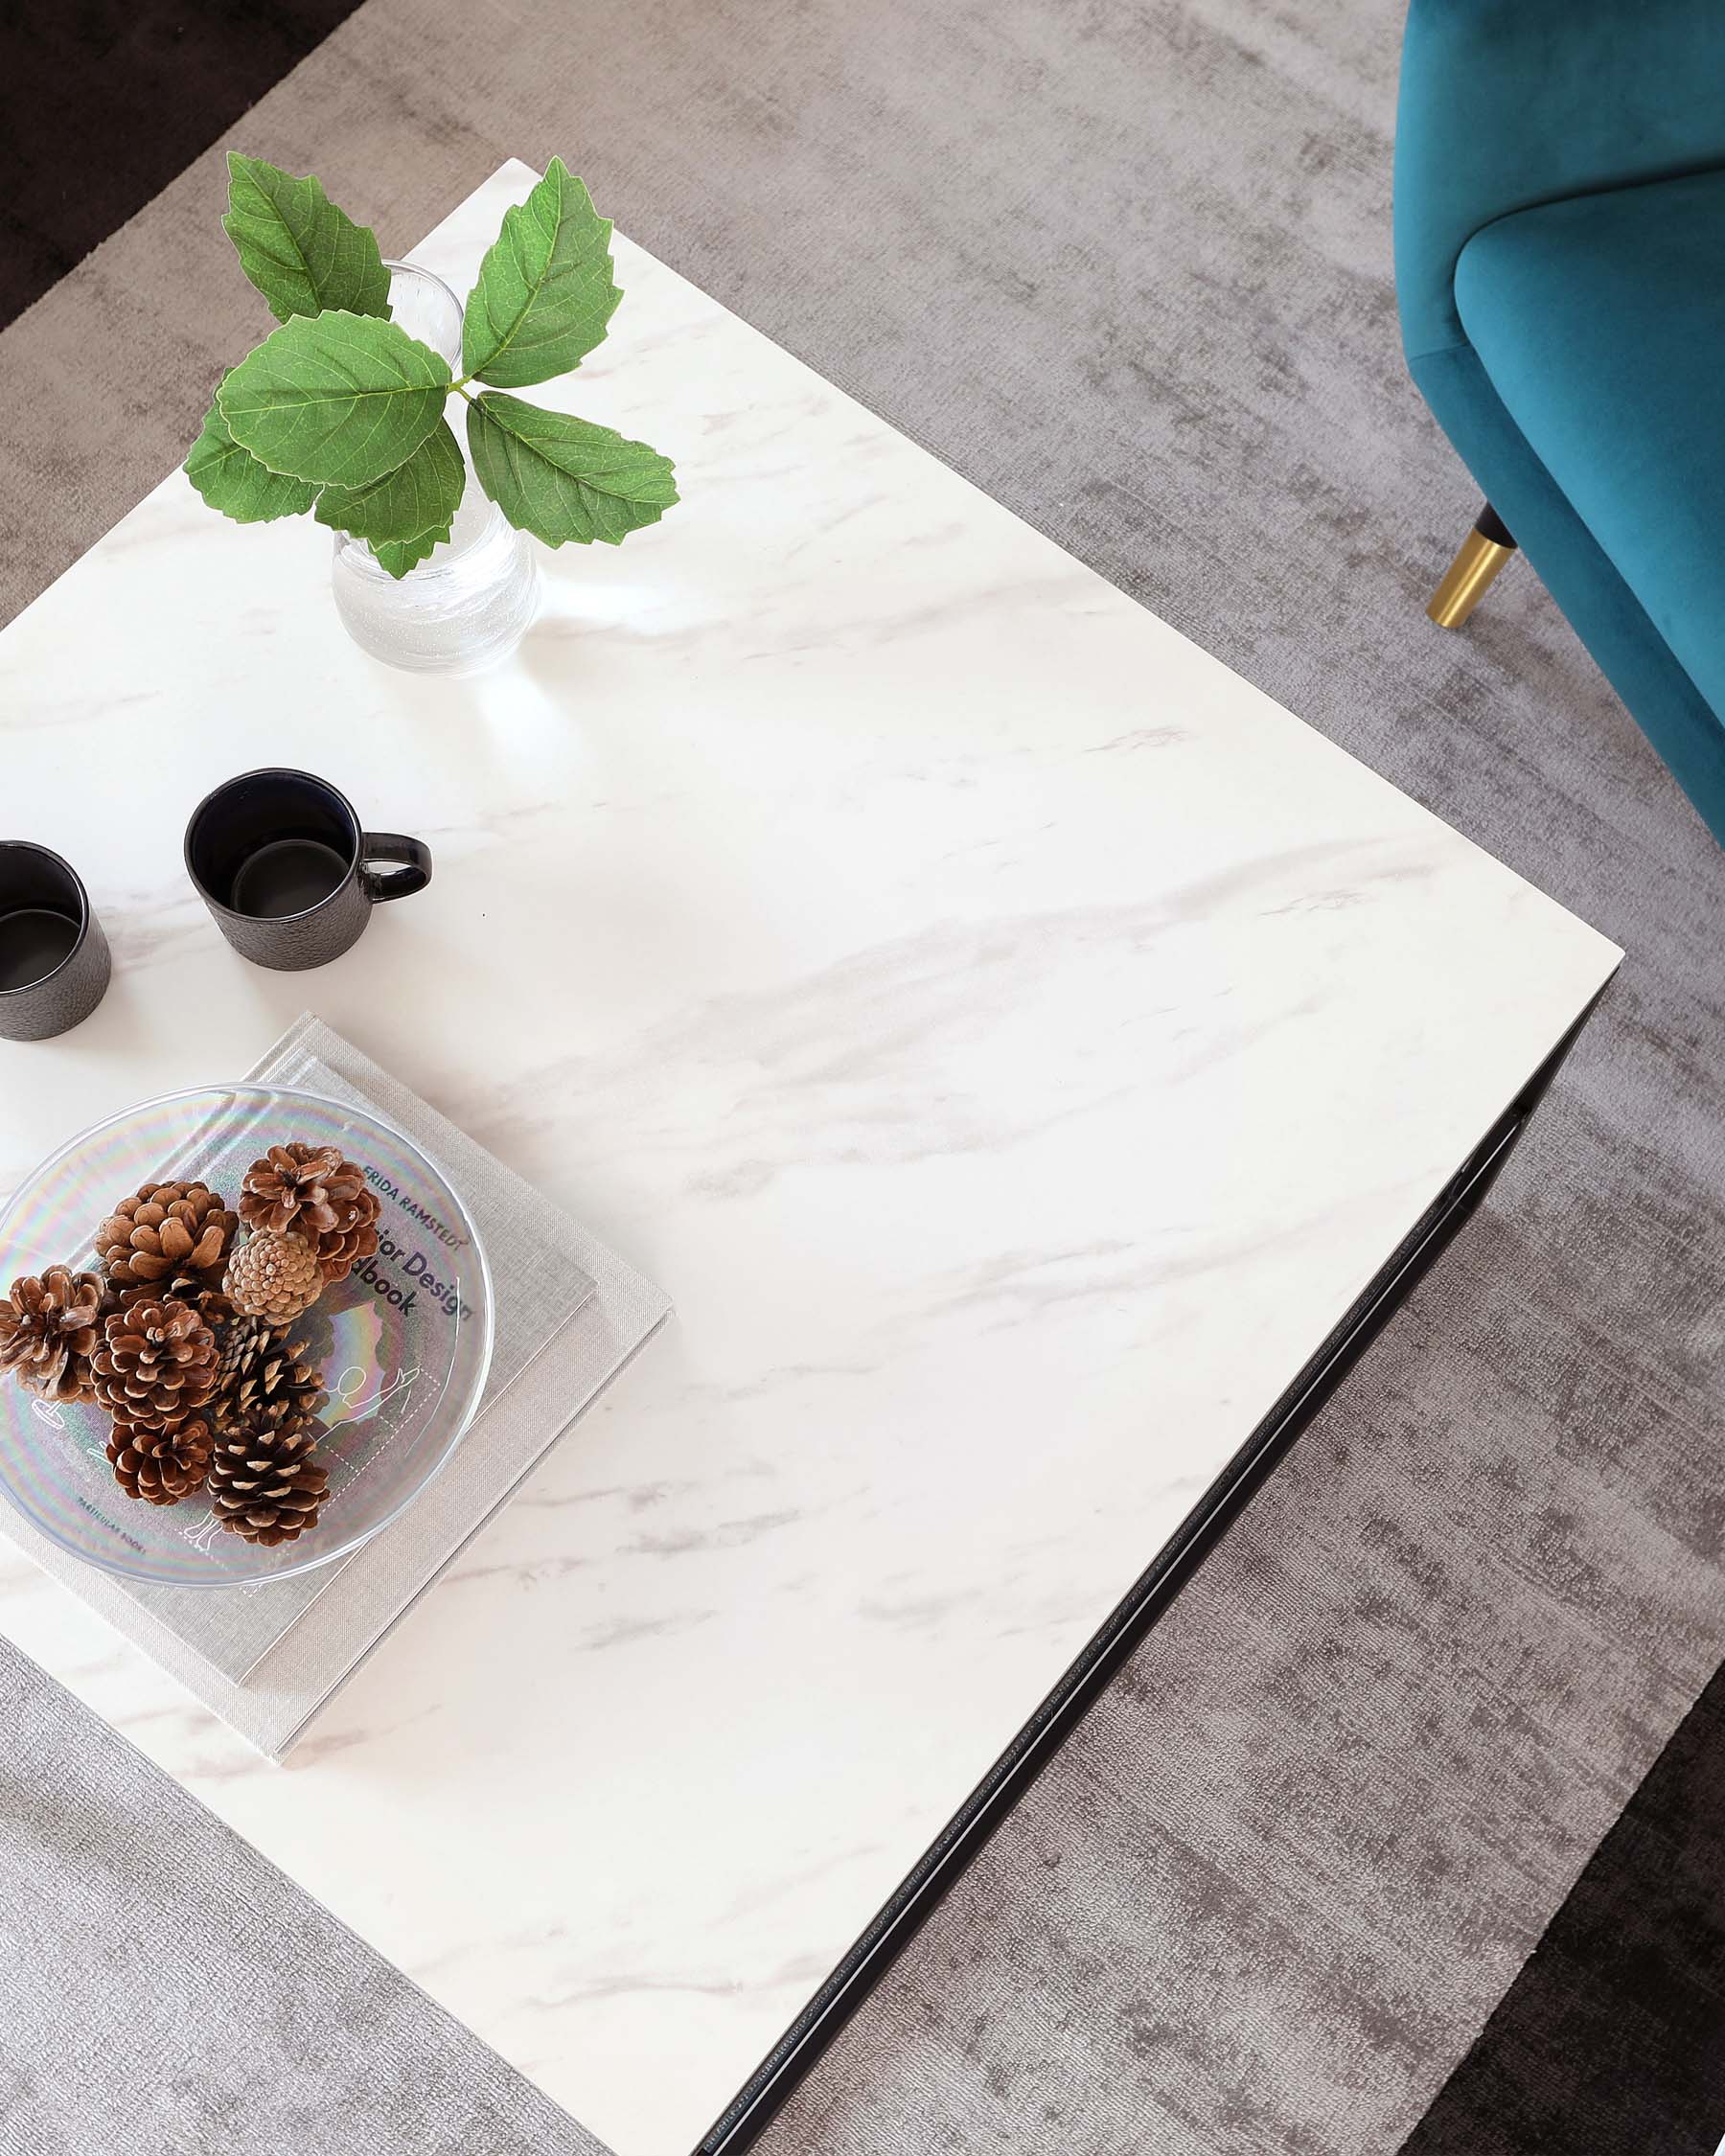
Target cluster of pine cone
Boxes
[0,1143,380,1548]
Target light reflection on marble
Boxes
[0,166,1618,2155]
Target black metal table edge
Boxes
[695,992,1606,2155]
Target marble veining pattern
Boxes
[0,166,1618,2155]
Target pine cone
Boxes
[240,1144,380,1283]
[90,1296,218,1435]
[211,1317,324,1439]
[224,1231,322,1323]
[208,1424,329,1546]
[107,1415,213,1506]
[214,1311,272,1395]
[0,1268,106,1404]
[120,1279,235,1342]
[191,1285,238,1334]
[96,1182,237,1295]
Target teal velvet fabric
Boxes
[1395,0,1725,367]
[1410,344,1725,844]
[1456,173,1725,727]
[1394,0,1725,846]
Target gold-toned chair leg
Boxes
[1427,502,1517,629]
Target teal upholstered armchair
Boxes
[1394,0,1725,845]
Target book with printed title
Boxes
[0,1015,671,1755]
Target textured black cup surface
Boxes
[0,843,110,1041]
[230,838,350,919]
[185,769,428,973]
[187,771,357,911]
[0,907,80,991]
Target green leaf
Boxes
[184,395,318,523]
[372,528,447,580]
[218,311,452,487]
[314,417,465,545]
[222,154,390,325]
[468,392,678,547]
[462,160,621,389]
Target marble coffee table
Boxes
[0,164,1619,2155]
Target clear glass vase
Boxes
[331,262,540,676]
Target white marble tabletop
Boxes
[0,164,1619,2155]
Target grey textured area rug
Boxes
[4,2,1724,2153]
[0,1648,606,2156]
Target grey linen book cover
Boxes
[0,1014,671,1757]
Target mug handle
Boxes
[359,833,432,904]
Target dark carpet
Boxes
[1403,1659,1725,2156]
[0,0,362,328]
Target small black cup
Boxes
[0,842,111,1042]
[185,769,431,972]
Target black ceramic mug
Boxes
[0,842,111,1042]
[184,769,432,972]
